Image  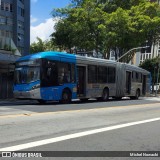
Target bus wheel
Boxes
[61,89,71,104]
[131,89,140,100]
[80,98,88,102]
[115,97,122,100]
[37,99,47,104]
[102,89,109,101]
[135,89,140,99]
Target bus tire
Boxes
[131,89,140,100]
[102,88,109,101]
[97,97,102,101]
[80,98,89,102]
[37,99,47,104]
[61,89,71,104]
[115,97,122,100]
[135,89,140,99]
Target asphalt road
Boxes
[0,97,160,160]
[0,97,160,116]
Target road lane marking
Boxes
[0,117,160,151]
[0,102,160,119]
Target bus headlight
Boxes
[32,84,40,90]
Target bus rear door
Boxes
[126,71,131,94]
[77,66,86,97]
[142,75,147,95]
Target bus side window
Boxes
[63,64,71,83]
[58,63,71,84]
[108,67,116,83]
[136,72,139,81]
[98,66,107,83]
[58,67,64,84]
[132,72,135,82]
[47,68,51,78]
[88,65,97,84]
[41,60,58,87]
[71,64,76,83]
[63,70,70,83]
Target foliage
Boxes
[30,37,57,53]
[51,0,160,59]
[139,57,160,84]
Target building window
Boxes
[18,20,24,29]
[0,30,13,38]
[140,54,143,61]
[0,16,6,25]
[6,31,13,38]
[146,54,148,59]
[143,54,145,60]
[18,7,21,15]
[1,2,5,10]
[1,2,13,12]
[7,18,13,26]
[0,30,5,37]
[5,3,10,11]
[18,7,25,17]
[10,4,13,12]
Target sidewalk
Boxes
[149,93,160,97]
[0,95,159,105]
[0,99,36,105]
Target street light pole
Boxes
[116,46,149,62]
[155,63,160,97]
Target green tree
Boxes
[51,19,75,52]
[140,57,160,88]
[102,1,160,60]
[70,0,107,54]
[51,0,160,59]
[52,0,108,57]
[30,37,56,53]
[102,0,147,13]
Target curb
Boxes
[0,99,36,104]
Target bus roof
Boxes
[16,51,76,62]
[16,51,150,74]
[123,63,150,74]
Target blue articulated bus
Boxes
[14,51,150,103]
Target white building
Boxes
[133,42,160,66]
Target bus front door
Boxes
[77,66,86,97]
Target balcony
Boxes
[0,36,21,55]
[0,36,21,63]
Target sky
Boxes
[30,0,71,44]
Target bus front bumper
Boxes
[14,88,41,99]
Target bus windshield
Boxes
[14,66,40,84]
